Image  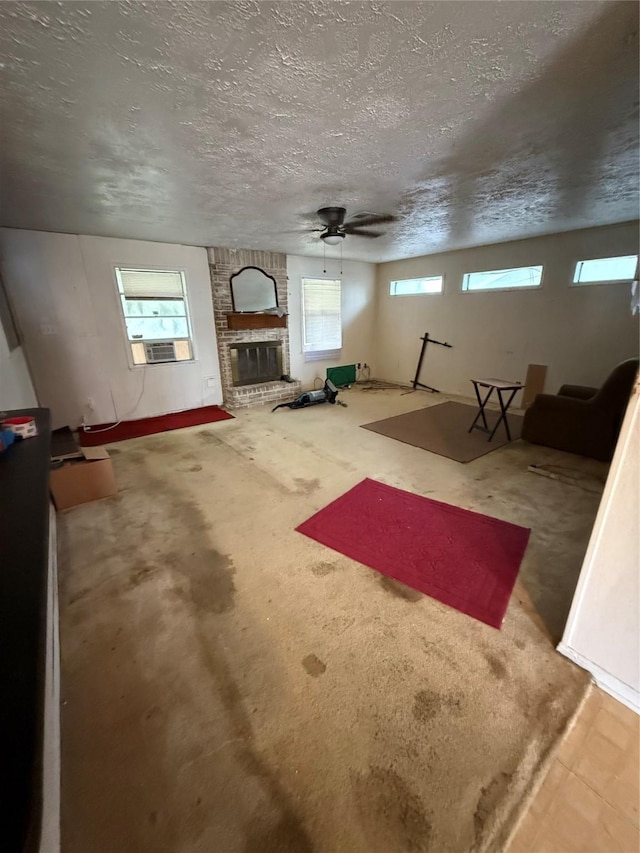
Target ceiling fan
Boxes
[311,207,395,244]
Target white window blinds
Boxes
[117,269,185,299]
[302,278,342,361]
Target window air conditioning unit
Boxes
[144,341,177,363]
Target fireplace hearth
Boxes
[230,341,283,387]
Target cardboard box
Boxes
[522,363,548,408]
[50,446,117,510]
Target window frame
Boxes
[460,264,544,293]
[301,276,342,362]
[114,266,196,369]
[389,275,445,297]
[571,255,639,287]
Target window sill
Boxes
[389,292,443,297]
[461,285,543,294]
[128,359,198,370]
[304,349,342,363]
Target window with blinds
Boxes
[301,278,342,362]
[115,268,193,365]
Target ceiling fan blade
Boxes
[342,227,382,238]
[344,213,395,228]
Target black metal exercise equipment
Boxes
[408,331,453,394]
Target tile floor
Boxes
[509,685,639,853]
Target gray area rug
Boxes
[361,401,523,463]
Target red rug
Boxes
[296,478,530,629]
[79,405,234,446]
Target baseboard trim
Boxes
[558,643,639,714]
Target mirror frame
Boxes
[229,266,279,313]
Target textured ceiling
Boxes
[0,1,638,262]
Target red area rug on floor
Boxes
[79,405,234,447]
[296,478,530,629]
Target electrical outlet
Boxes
[86,397,95,411]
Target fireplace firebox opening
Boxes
[230,341,283,386]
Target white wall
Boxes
[375,222,639,397]
[287,255,376,388]
[0,230,222,429]
[559,383,640,713]
[0,322,37,411]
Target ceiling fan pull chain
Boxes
[323,240,326,274]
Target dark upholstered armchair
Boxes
[522,358,639,461]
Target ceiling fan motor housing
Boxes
[317,207,347,227]
[315,206,395,241]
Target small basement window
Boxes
[572,255,639,285]
[389,276,444,296]
[462,265,543,292]
[115,268,194,365]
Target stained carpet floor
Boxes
[58,389,597,853]
[361,401,523,462]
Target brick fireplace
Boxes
[207,247,301,409]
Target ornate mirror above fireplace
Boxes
[230,266,278,313]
